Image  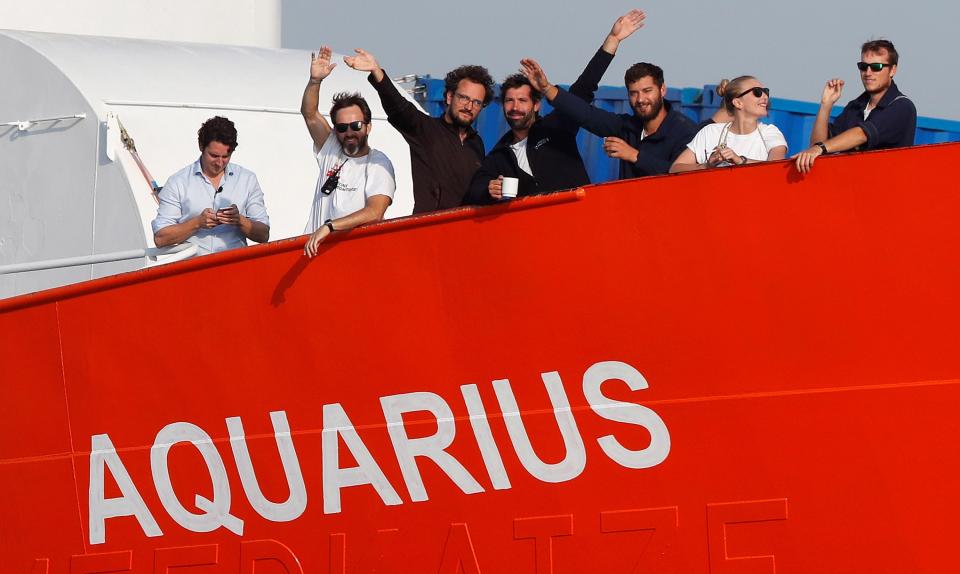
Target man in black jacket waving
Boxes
[520,16,696,181]
[463,9,646,205]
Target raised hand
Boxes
[603,9,646,54]
[610,9,646,41]
[310,46,336,82]
[821,78,844,106]
[520,58,551,93]
[344,48,379,72]
[344,48,383,82]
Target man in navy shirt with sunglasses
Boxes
[796,39,916,173]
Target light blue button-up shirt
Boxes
[152,159,269,255]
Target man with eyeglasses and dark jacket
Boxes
[344,48,493,213]
[463,9,646,205]
[795,39,916,173]
[301,46,396,258]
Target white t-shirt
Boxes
[510,138,533,177]
[687,122,788,164]
[305,133,396,233]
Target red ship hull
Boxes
[3,145,960,573]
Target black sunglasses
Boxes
[334,121,366,133]
[736,86,770,99]
[857,62,892,72]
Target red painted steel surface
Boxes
[2,144,960,573]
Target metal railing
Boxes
[0,244,197,275]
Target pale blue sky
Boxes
[282,1,956,121]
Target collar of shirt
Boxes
[192,159,235,183]
[438,115,479,141]
[849,80,905,111]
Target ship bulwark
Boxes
[2,146,959,572]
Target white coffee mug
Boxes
[501,177,519,199]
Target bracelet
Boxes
[739,155,748,165]
[325,221,335,233]
[814,141,828,154]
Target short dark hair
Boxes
[500,74,542,102]
[444,65,495,106]
[862,39,899,66]
[624,62,664,88]
[330,92,372,124]
[198,116,238,152]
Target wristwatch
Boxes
[324,221,335,233]
[814,141,828,154]
[739,155,748,165]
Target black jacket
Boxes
[369,69,485,213]
[549,89,697,179]
[463,49,615,205]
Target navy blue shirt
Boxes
[549,91,697,179]
[830,80,916,150]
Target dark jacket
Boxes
[464,49,615,205]
[830,80,916,150]
[369,70,485,213]
[549,90,697,179]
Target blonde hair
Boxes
[715,79,730,99]
[721,76,757,114]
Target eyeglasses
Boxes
[736,86,770,99]
[454,92,485,109]
[857,62,893,72]
[334,121,366,133]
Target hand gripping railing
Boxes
[0,244,197,275]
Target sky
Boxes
[282,0,957,122]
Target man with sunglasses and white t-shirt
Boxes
[796,39,916,173]
[301,46,396,258]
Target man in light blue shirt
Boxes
[152,116,270,255]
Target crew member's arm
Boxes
[346,49,425,135]
[670,148,712,173]
[301,45,336,148]
[152,180,218,247]
[795,79,852,173]
[568,9,646,102]
[544,9,645,133]
[464,155,504,205]
[795,127,867,174]
[304,195,391,257]
[670,127,727,172]
[521,58,624,137]
[810,79,844,145]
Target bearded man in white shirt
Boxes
[301,46,396,258]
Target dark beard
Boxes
[506,110,536,130]
[635,97,664,122]
[447,108,475,129]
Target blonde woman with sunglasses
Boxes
[670,76,787,172]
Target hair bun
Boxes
[715,79,730,97]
